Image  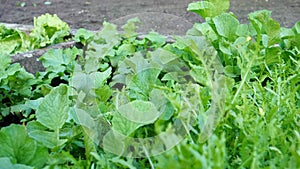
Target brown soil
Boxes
[0,0,299,35]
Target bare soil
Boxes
[0,0,299,35]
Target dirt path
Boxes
[0,0,299,35]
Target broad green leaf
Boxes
[116,43,136,57]
[39,48,79,73]
[280,28,294,39]
[236,24,250,37]
[86,22,120,66]
[0,124,48,168]
[24,98,44,110]
[145,31,166,47]
[265,46,281,64]
[74,28,94,45]
[27,121,67,149]
[94,21,120,45]
[224,65,241,77]
[0,157,33,169]
[152,48,179,64]
[102,130,127,156]
[95,85,113,103]
[72,107,95,128]
[150,89,175,121]
[212,13,239,41]
[293,21,300,34]
[84,55,100,73]
[0,64,35,97]
[219,40,232,55]
[118,100,160,124]
[10,98,43,117]
[292,21,300,49]
[248,10,281,46]
[70,72,94,100]
[128,68,162,100]
[161,72,180,81]
[190,64,208,86]
[90,67,112,89]
[112,112,143,136]
[36,85,70,131]
[187,0,230,18]
[125,52,152,73]
[71,68,111,93]
[112,52,156,86]
[193,22,218,41]
[150,49,187,80]
[121,17,141,38]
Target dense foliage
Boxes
[0,0,299,168]
[0,13,70,55]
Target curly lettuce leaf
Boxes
[30,13,70,48]
[0,25,31,54]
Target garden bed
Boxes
[0,1,299,168]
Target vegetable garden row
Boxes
[0,0,299,168]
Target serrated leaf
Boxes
[36,85,70,130]
[30,13,70,48]
[0,25,31,54]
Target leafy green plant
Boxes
[0,13,70,55]
[0,0,299,168]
